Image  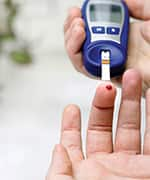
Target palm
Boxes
[124,22,150,92]
[113,22,150,92]
[74,153,150,179]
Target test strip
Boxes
[101,51,111,81]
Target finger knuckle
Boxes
[71,17,84,28]
[119,121,139,130]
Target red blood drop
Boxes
[106,85,112,90]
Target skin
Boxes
[46,69,150,180]
[64,0,150,93]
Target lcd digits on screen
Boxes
[90,4,122,24]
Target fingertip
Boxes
[124,0,142,17]
[124,0,149,20]
[64,104,81,117]
[122,69,142,100]
[64,6,82,33]
[123,69,141,77]
[62,104,81,131]
[67,6,81,17]
[96,82,116,96]
[94,83,116,108]
[123,69,142,88]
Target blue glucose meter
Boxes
[82,0,129,80]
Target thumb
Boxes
[46,144,73,180]
[125,0,150,20]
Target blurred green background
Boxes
[0,0,31,64]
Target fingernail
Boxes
[106,84,112,90]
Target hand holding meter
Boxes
[82,0,129,80]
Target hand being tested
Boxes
[64,0,150,93]
[46,69,150,180]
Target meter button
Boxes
[92,26,105,34]
[107,27,120,35]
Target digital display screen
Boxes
[90,4,122,23]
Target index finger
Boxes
[64,7,82,33]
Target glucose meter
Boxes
[82,0,129,80]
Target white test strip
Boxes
[101,51,111,81]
